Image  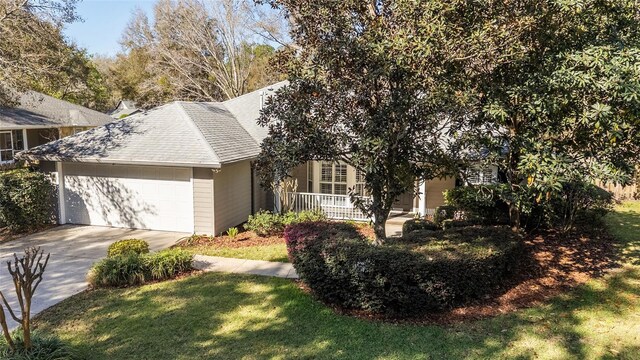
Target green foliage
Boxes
[144,250,193,281]
[542,181,614,231]
[244,211,285,236]
[87,250,193,288]
[87,253,148,288]
[255,0,464,242]
[0,169,55,232]
[0,332,76,360]
[285,222,524,317]
[433,205,459,225]
[402,219,439,234]
[444,186,510,225]
[226,227,239,238]
[107,239,150,258]
[244,210,327,236]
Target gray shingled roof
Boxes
[0,91,114,129]
[224,81,286,143]
[16,81,289,167]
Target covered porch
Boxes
[283,161,454,221]
[0,127,62,164]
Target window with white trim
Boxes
[320,161,348,195]
[466,166,497,185]
[0,131,14,163]
[307,162,313,192]
[355,169,367,195]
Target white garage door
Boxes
[62,163,194,232]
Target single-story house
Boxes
[18,82,497,234]
[109,100,141,119]
[0,91,113,164]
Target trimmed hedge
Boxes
[244,210,327,236]
[285,222,524,317]
[107,239,150,257]
[402,219,440,234]
[87,249,193,288]
[0,169,55,232]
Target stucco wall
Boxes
[213,160,252,235]
[193,168,215,235]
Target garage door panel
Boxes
[63,164,194,232]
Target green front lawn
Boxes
[32,203,640,359]
[184,243,289,263]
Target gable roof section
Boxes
[0,91,113,129]
[19,103,221,168]
[18,82,290,168]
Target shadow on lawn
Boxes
[33,266,640,360]
[605,205,640,266]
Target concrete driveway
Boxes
[0,225,189,329]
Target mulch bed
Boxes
[175,223,375,249]
[300,227,620,325]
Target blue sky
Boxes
[64,0,155,56]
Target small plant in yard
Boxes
[1,332,75,360]
[88,249,193,288]
[107,239,149,257]
[226,227,239,239]
[0,247,58,356]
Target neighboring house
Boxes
[18,82,497,234]
[0,91,114,164]
[109,100,141,119]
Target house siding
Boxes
[193,167,215,234]
[425,177,456,209]
[213,160,252,235]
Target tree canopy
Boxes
[113,0,287,108]
[256,0,640,240]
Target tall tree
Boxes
[0,0,80,105]
[255,1,467,243]
[119,0,286,107]
[444,0,640,229]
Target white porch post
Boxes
[22,129,28,150]
[418,179,427,217]
[56,162,66,224]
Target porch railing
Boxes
[288,192,372,221]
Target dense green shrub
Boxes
[444,186,510,224]
[145,249,193,281]
[433,205,460,224]
[87,250,194,288]
[244,210,284,236]
[107,239,150,257]
[0,169,55,232]
[245,210,327,236]
[0,332,76,360]
[402,218,440,234]
[285,222,524,317]
[87,253,148,287]
[547,181,613,231]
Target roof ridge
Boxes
[221,81,288,105]
[174,102,222,164]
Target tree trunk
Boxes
[372,210,388,245]
[0,306,15,351]
[509,202,521,232]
